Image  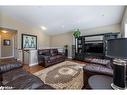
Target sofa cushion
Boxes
[4,74,45,89]
[38,49,50,56]
[2,68,28,85]
[84,64,113,76]
[85,58,112,69]
[50,55,64,60]
[50,56,57,61]
[1,67,54,89]
[50,49,58,56]
[56,55,63,59]
[0,63,22,74]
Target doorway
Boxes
[0,35,1,58]
[0,27,18,59]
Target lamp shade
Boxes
[106,38,127,59]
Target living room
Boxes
[0,2,127,94]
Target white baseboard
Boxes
[17,59,21,61]
[68,56,72,59]
[0,56,14,59]
[29,63,38,67]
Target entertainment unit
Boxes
[85,43,103,54]
[73,33,119,61]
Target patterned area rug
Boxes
[34,61,85,89]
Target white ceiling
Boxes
[0,6,125,35]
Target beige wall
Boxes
[0,31,15,57]
[0,13,50,49]
[50,32,73,58]
[0,35,1,58]
[0,13,50,59]
[50,24,121,58]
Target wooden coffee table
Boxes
[88,75,113,89]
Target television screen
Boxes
[106,38,127,59]
[85,43,103,53]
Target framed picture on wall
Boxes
[22,34,37,49]
[3,39,11,46]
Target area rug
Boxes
[34,61,85,89]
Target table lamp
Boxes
[106,38,127,89]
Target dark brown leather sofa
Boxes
[83,58,113,88]
[83,58,127,89]
[38,49,65,67]
[0,62,54,89]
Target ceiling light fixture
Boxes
[102,14,104,16]
[62,25,65,28]
[2,30,8,33]
[41,26,47,30]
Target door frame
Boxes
[0,35,1,58]
[13,32,18,59]
[0,27,18,59]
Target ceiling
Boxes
[0,6,125,35]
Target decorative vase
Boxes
[64,45,68,58]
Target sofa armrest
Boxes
[83,64,113,76]
[43,56,50,61]
[38,55,44,58]
[0,63,22,74]
[38,55,49,64]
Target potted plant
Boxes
[73,29,81,54]
[73,29,81,38]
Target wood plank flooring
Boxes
[26,59,87,73]
[0,58,87,74]
[23,64,45,73]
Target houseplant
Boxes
[73,29,81,38]
[73,29,81,59]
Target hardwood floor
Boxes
[23,64,45,73]
[23,59,87,73]
[0,58,18,64]
[0,58,87,74]
[66,58,88,64]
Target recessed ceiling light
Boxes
[62,25,65,28]
[2,30,8,33]
[41,26,47,30]
[77,21,81,23]
[102,14,104,16]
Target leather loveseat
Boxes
[38,49,65,67]
[0,62,54,89]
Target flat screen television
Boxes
[85,43,103,53]
[106,38,127,59]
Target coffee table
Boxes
[88,75,113,89]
